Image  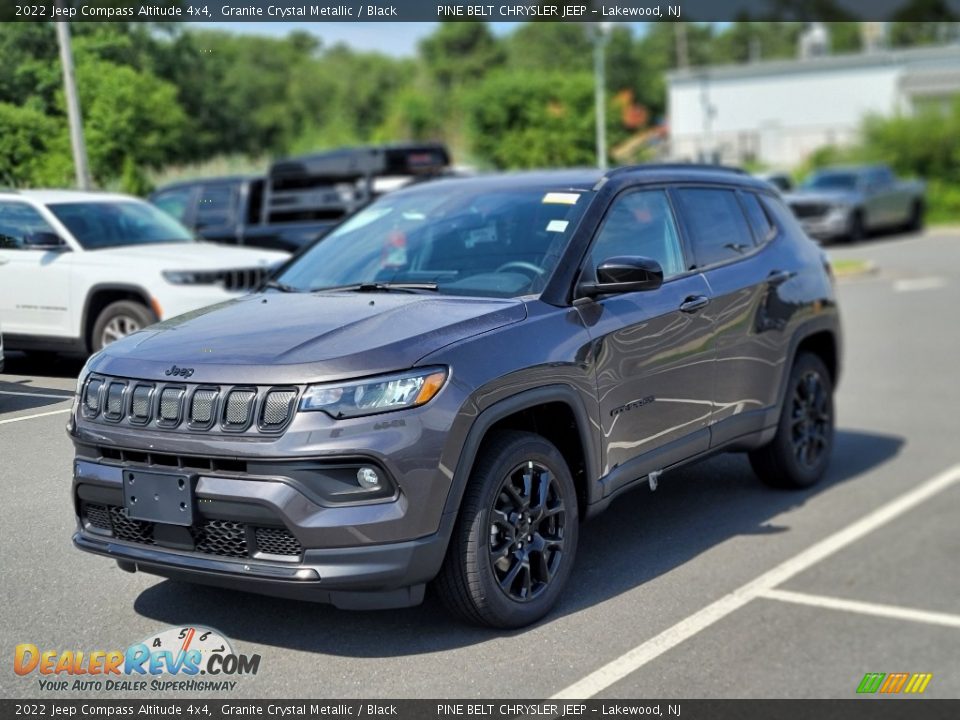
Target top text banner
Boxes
[4,0,960,22]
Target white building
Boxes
[667,43,960,168]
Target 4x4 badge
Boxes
[164,365,194,378]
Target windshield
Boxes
[48,200,195,250]
[803,172,859,191]
[276,184,591,298]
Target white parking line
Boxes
[0,408,72,425]
[0,390,75,400]
[550,462,960,700]
[760,588,960,629]
[893,277,947,293]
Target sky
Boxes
[205,21,651,56]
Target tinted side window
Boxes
[589,190,685,279]
[740,192,775,244]
[0,201,57,250]
[674,188,754,268]
[196,184,238,228]
[152,187,194,223]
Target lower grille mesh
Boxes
[193,519,248,558]
[255,527,304,557]
[81,503,302,560]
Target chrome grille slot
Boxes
[130,384,153,423]
[189,388,219,427]
[223,389,256,429]
[158,387,185,425]
[261,389,297,429]
[104,382,126,421]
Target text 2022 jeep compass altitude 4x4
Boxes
[70,166,841,628]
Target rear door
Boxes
[580,188,715,482]
[0,201,75,340]
[672,186,793,447]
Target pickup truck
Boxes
[150,143,452,253]
[783,164,925,242]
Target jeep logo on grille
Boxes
[164,365,194,378]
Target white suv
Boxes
[0,190,288,354]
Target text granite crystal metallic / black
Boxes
[68,166,842,628]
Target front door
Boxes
[578,189,716,484]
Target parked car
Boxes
[756,171,794,193]
[0,190,288,355]
[0,321,4,374]
[784,164,925,242]
[150,143,452,253]
[70,166,841,628]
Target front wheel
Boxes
[750,352,835,489]
[91,300,157,352]
[435,431,579,628]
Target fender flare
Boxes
[441,384,600,518]
[81,283,154,350]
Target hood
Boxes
[90,292,527,384]
[783,189,862,206]
[75,242,288,269]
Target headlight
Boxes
[300,367,447,419]
[163,270,217,285]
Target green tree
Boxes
[0,102,72,187]
[419,22,504,91]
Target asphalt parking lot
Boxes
[2,228,958,700]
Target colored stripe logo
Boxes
[857,672,932,694]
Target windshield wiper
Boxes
[261,278,301,293]
[313,282,439,293]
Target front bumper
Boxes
[73,517,451,609]
[798,212,851,240]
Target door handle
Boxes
[767,269,795,286]
[679,295,710,313]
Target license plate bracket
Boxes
[123,469,195,527]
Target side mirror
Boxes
[23,231,68,251]
[578,256,664,298]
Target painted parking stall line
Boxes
[759,588,960,629]
[0,408,72,425]
[551,462,960,700]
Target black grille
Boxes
[223,389,256,428]
[255,527,303,557]
[193,519,248,558]
[130,385,153,422]
[104,382,125,420]
[190,389,218,426]
[790,202,829,219]
[84,378,104,416]
[83,503,112,531]
[158,387,184,424]
[83,377,297,434]
[261,390,297,428]
[109,506,156,545]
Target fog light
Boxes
[356,466,381,489]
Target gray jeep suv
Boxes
[70,166,841,628]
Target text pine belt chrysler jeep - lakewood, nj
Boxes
[69,167,842,628]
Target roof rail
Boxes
[607,163,749,177]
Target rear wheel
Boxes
[750,352,834,489]
[436,431,579,628]
[91,300,157,352]
[847,211,865,243]
[906,200,925,233]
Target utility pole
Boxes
[593,22,610,170]
[55,9,91,189]
[675,22,689,70]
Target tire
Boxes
[906,200,925,233]
[435,430,579,628]
[91,300,157,352]
[749,352,834,489]
[847,210,864,244]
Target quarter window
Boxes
[739,192,776,244]
[674,188,754,268]
[588,190,685,280]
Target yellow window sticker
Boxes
[542,192,580,205]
